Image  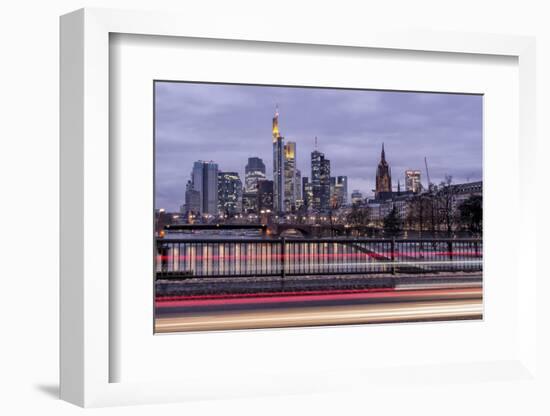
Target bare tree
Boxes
[437,175,459,235]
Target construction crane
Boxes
[424,157,432,190]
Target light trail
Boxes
[155,299,483,333]
[156,287,481,309]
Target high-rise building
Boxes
[257,180,274,213]
[330,177,336,202]
[272,107,285,214]
[311,145,331,214]
[331,176,347,208]
[217,171,243,216]
[191,160,219,216]
[375,143,392,198]
[184,180,200,214]
[245,157,266,193]
[351,189,364,206]
[302,176,313,211]
[242,192,258,214]
[311,148,322,212]
[295,168,303,210]
[337,176,348,205]
[284,141,297,212]
[405,170,422,193]
[320,157,331,213]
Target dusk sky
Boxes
[155,82,482,212]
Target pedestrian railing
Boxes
[155,238,482,279]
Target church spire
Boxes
[375,142,392,199]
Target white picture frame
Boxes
[60,8,540,409]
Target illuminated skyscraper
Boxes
[244,157,266,214]
[217,171,243,216]
[311,139,331,213]
[331,176,347,208]
[311,149,322,212]
[272,106,285,214]
[284,141,297,212]
[191,160,219,216]
[375,143,392,199]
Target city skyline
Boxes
[155,82,483,212]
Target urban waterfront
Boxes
[154,82,483,332]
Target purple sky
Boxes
[155,82,482,212]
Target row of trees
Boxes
[405,177,482,235]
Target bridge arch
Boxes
[269,224,312,237]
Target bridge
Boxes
[165,223,268,232]
[164,222,371,237]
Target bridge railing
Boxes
[155,238,482,279]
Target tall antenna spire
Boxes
[315,136,318,150]
[381,143,386,161]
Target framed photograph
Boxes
[60,8,539,409]
[153,81,483,334]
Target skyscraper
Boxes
[295,168,303,210]
[311,140,331,213]
[405,170,422,193]
[302,176,313,211]
[191,160,219,216]
[337,176,348,205]
[284,141,297,212]
[245,157,266,193]
[320,157,331,212]
[184,179,200,214]
[311,147,322,212]
[375,143,392,199]
[331,176,347,208]
[272,106,285,214]
[244,157,266,214]
[257,180,274,213]
[217,171,243,216]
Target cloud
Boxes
[155,82,482,211]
